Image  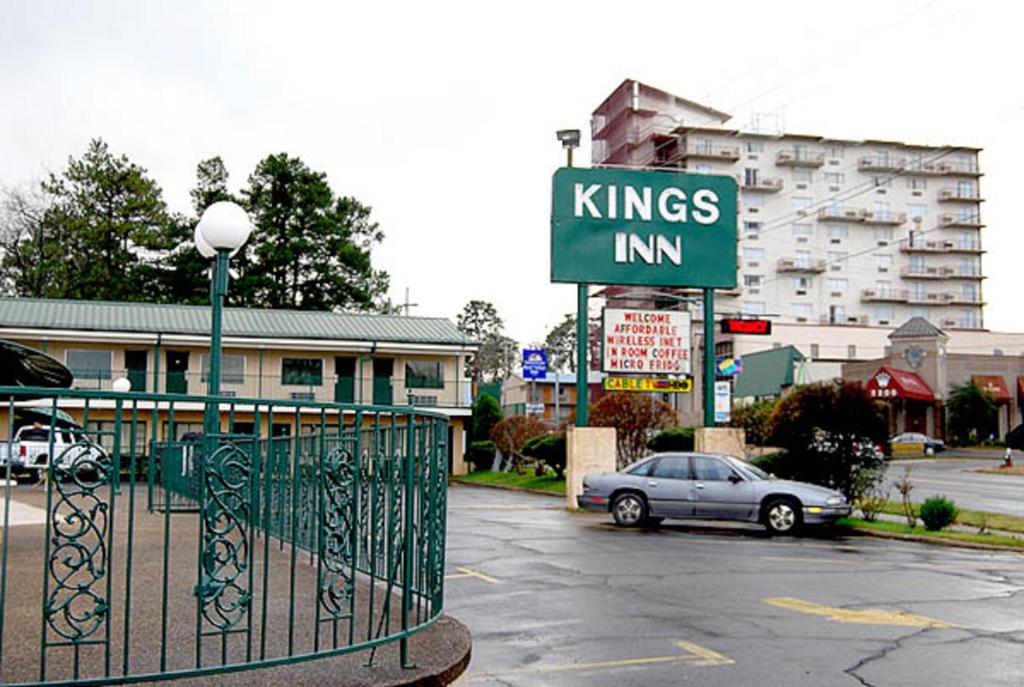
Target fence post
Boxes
[401,412,416,668]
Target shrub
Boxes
[490,415,546,474]
[767,381,887,501]
[647,427,695,452]
[919,495,957,531]
[466,440,497,472]
[730,399,776,447]
[751,451,789,475]
[523,433,566,478]
[590,393,676,468]
[471,393,503,442]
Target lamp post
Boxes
[195,201,252,436]
[556,129,588,427]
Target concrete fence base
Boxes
[565,427,617,509]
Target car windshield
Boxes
[725,456,771,481]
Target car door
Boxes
[692,455,756,520]
[646,455,695,518]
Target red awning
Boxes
[1018,377,1024,402]
[866,366,934,402]
[972,375,1011,403]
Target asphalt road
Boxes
[445,484,1024,687]
[885,454,1024,516]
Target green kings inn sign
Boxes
[551,167,737,288]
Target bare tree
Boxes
[490,415,546,474]
[0,184,51,296]
[590,393,676,469]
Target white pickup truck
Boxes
[0,425,105,480]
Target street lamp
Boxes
[195,201,252,434]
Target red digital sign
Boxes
[720,318,772,335]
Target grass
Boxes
[971,466,1024,476]
[452,470,566,494]
[872,500,1024,535]
[839,517,1024,549]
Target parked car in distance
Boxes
[0,424,106,481]
[1006,425,1024,450]
[578,452,851,535]
[888,432,945,456]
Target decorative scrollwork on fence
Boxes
[199,442,252,632]
[45,441,114,642]
[319,446,355,618]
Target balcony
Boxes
[901,266,955,279]
[817,207,864,222]
[907,291,956,305]
[860,209,906,225]
[858,155,907,172]
[901,240,984,255]
[676,142,741,161]
[939,213,983,228]
[777,256,826,273]
[938,187,982,203]
[740,176,783,193]
[776,149,825,167]
[861,288,908,303]
[937,160,982,177]
[950,293,985,305]
[818,314,869,325]
[66,369,474,409]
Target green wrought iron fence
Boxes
[0,387,448,686]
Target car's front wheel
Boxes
[612,492,647,527]
[763,497,802,535]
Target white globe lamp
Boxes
[112,377,132,393]
[193,223,217,259]
[196,201,252,252]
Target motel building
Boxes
[0,298,478,474]
[842,317,1024,439]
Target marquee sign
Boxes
[604,377,693,393]
[551,168,737,287]
[602,308,691,375]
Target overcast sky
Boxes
[1,1,1021,345]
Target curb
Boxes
[844,527,1024,553]
[448,478,564,499]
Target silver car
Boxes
[578,452,851,535]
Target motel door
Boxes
[905,404,927,433]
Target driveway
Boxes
[445,484,1024,686]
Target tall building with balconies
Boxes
[590,79,985,334]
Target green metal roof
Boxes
[734,346,804,399]
[0,298,475,347]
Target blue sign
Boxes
[522,349,548,380]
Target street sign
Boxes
[714,381,731,423]
[551,168,737,287]
[720,318,772,335]
[716,357,743,376]
[602,308,691,375]
[525,403,545,416]
[522,348,547,380]
[604,377,693,393]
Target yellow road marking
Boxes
[469,639,732,680]
[444,566,498,583]
[763,597,957,628]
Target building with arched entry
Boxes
[842,317,1024,439]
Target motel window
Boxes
[281,358,323,386]
[201,354,246,384]
[66,349,112,380]
[745,140,764,153]
[744,221,763,236]
[405,361,445,389]
[743,247,764,261]
[829,225,849,239]
[791,303,812,319]
[744,274,763,288]
[824,145,844,159]
[742,302,766,316]
[791,196,812,210]
[824,172,845,186]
